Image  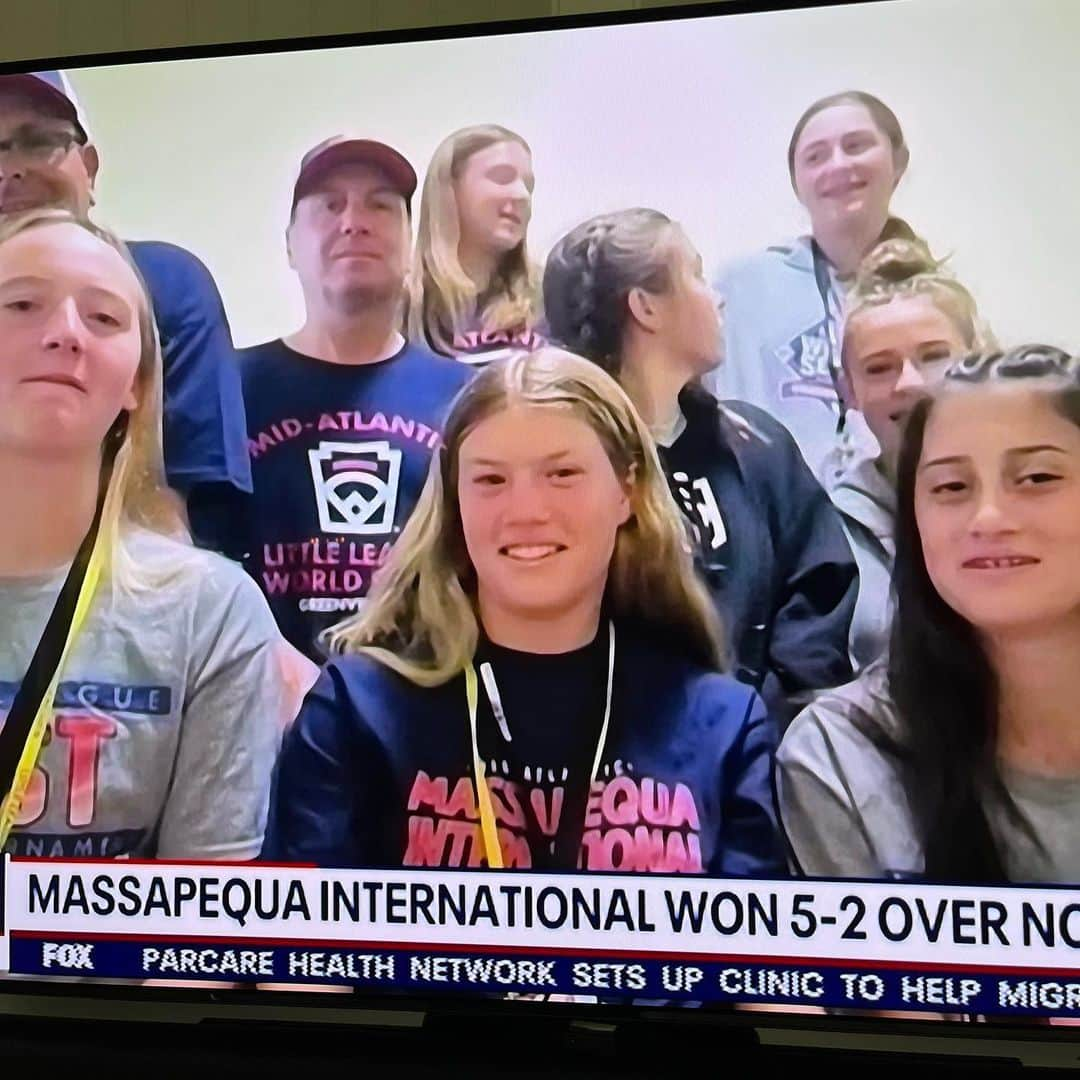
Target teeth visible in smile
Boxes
[971,558,1032,568]
[503,545,559,560]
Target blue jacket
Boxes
[262,618,786,878]
[128,240,250,496]
[661,390,858,728]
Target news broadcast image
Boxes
[0,0,1078,1025]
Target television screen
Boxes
[1,0,1079,1033]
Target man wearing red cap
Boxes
[234,137,472,660]
[0,71,250,549]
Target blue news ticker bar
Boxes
[10,937,1078,1016]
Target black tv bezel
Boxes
[1,0,1077,1047]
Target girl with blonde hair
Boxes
[409,124,544,363]
[825,236,992,667]
[0,209,291,860]
[264,348,783,875]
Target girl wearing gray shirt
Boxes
[822,236,990,670]
[780,346,1080,884]
[0,209,291,861]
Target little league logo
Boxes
[308,440,403,535]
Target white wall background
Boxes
[67,0,1079,350]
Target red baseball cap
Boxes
[0,72,88,143]
[291,136,417,213]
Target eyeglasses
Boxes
[0,129,81,167]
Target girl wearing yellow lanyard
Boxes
[265,347,785,877]
[0,209,298,862]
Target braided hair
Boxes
[542,209,681,376]
[889,344,1080,882]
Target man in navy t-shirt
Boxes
[0,72,251,544]
[236,137,471,659]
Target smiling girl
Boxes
[779,346,1080,883]
[409,125,543,364]
[827,236,989,667]
[263,348,784,876]
[711,91,917,480]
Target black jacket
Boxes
[658,389,857,728]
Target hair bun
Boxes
[855,236,939,290]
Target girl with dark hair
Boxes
[779,345,1080,883]
[710,90,918,480]
[543,209,857,726]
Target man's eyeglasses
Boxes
[0,128,81,167]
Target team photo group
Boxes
[0,33,1077,898]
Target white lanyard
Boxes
[464,619,616,869]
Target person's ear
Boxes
[80,143,100,183]
[616,462,636,526]
[121,374,139,414]
[627,287,661,334]
[285,224,296,271]
[891,144,910,191]
[79,143,100,208]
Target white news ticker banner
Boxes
[3,858,1080,971]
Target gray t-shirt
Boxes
[777,664,1080,883]
[1,528,286,861]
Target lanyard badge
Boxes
[0,417,124,848]
[464,619,616,869]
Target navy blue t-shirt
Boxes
[262,619,785,877]
[127,240,250,496]
[237,338,471,659]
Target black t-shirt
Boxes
[469,632,609,870]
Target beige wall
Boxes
[51,0,1080,354]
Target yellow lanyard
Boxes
[465,619,616,869]
[0,528,109,849]
[0,418,121,852]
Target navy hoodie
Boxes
[262,618,785,877]
[659,389,857,728]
